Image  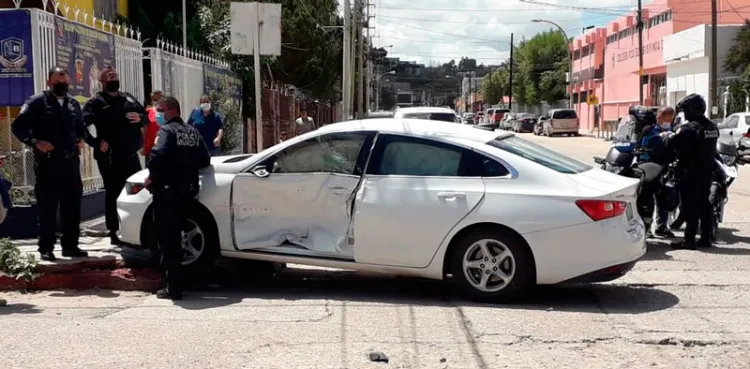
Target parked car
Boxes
[367,111,395,119]
[462,113,476,124]
[479,109,510,130]
[500,113,515,130]
[118,119,645,302]
[512,113,539,133]
[542,109,580,137]
[533,116,549,135]
[718,112,750,145]
[394,107,460,122]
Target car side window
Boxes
[462,150,511,177]
[269,132,369,175]
[744,116,750,128]
[726,116,739,129]
[368,135,463,176]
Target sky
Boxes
[359,0,648,65]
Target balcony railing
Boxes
[571,67,604,84]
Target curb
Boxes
[0,268,162,291]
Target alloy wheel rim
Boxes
[181,219,205,265]
[462,239,516,293]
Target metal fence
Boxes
[144,42,243,153]
[1,3,143,205]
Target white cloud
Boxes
[361,0,639,65]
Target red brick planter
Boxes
[0,268,162,291]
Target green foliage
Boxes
[512,30,569,105]
[724,20,750,76]
[0,238,37,282]
[196,0,343,101]
[480,67,509,105]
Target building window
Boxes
[94,0,118,21]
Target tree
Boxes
[458,57,478,71]
[480,66,509,105]
[512,30,568,105]
[196,0,343,101]
[725,20,750,77]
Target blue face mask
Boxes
[155,112,166,126]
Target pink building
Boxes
[571,0,750,130]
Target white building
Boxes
[663,24,742,116]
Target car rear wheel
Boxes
[450,228,534,302]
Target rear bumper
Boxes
[520,123,535,132]
[550,126,580,134]
[559,260,638,284]
[523,216,646,284]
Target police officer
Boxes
[83,66,148,246]
[639,106,677,238]
[11,67,88,261]
[667,94,719,250]
[147,96,210,300]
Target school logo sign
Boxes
[0,37,28,69]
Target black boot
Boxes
[156,287,182,300]
[671,239,697,250]
[39,252,56,261]
[62,248,89,258]
[654,227,676,239]
[109,231,124,246]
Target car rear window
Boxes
[552,110,577,119]
[402,113,458,122]
[487,136,592,174]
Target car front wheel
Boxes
[147,204,220,273]
[450,228,534,302]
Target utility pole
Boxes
[357,0,365,118]
[364,0,372,114]
[637,0,644,105]
[343,0,351,120]
[710,0,718,118]
[509,33,514,111]
[350,0,358,118]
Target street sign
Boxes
[587,94,599,106]
[230,2,282,152]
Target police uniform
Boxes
[148,116,211,298]
[11,92,85,255]
[667,97,719,248]
[82,91,148,241]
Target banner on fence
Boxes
[161,54,175,96]
[203,64,242,106]
[0,10,35,106]
[54,17,116,104]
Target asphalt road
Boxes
[2,133,750,369]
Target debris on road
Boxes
[368,351,389,363]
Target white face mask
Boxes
[200,103,211,111]
[660,123,672,130]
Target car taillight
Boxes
[125,182,145,195]
[744,132,750,138]
[575,200,627,221]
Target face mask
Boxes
[104,81,120,93]
[155,112,166,126]
[660,123,672,130]
[200,103,211,111]
[51,82,69,96]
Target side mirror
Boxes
[730,131,734,136]
[251,165,270,178]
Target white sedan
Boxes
[117,118,646,301]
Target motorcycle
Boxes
[668,139,741,239]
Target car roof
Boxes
[317,118,512,143]
[395,107,457,114]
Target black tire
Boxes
[450,228,534,302]
[145,203,220,274]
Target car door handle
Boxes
[328,186,350,195]
[437,192,466,199]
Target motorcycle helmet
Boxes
[675,93,707,121]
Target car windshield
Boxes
[402,112,458,122]
[552,110,577,119]
[487,136,592,174]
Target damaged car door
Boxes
[232,131,375,259]
[351,134,486,268]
